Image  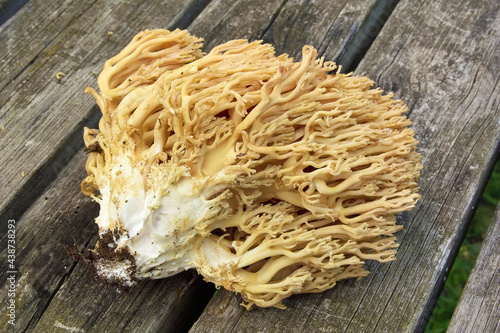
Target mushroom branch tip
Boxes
[80,28,422,309]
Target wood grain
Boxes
[188,0,286,51]
[189,0,376,61]
[189,0,500,332]
[448,203,500,333]
[0,0,91,91]
[354,0,500,330]
[0,150,101,331]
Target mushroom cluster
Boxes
[82,29,422,309]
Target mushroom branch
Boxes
[81,29,422,309]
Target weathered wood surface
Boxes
[0,0,380,332]
[0,0,499,332]
[448,203,500,333]
[189,0,500,332]
[189,0,377,62]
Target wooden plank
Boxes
[350,0,500,330]
[189,0,376,61]
[0,150,99,331]
[0,0,88,90]
[0,0,206,229]
[336,0,399,72]
[188,0,286,51]
[448,203,500,333]
[189,0,500,332]
[0,0,97,222]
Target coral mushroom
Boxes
[81,29,422,309]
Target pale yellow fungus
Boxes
[81,29,422,309]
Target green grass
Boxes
[425,158,500,333]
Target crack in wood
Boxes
[26,254,81,331]
[169,0,213,30]
[0,0,99,94]
[337,0,400,73]
[258,0,290,40]
[0,0,29,26]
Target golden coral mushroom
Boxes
[81,28,422,309]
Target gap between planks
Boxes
[0,0,29,26]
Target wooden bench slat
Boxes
[0,150,101,331]
[0,0,98,223]
[188,0,284,51]
[0,0,90,91]
[189,0,500,332]
[0,0,201,228]
[188,0,372,62]
[448,202,500,333]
